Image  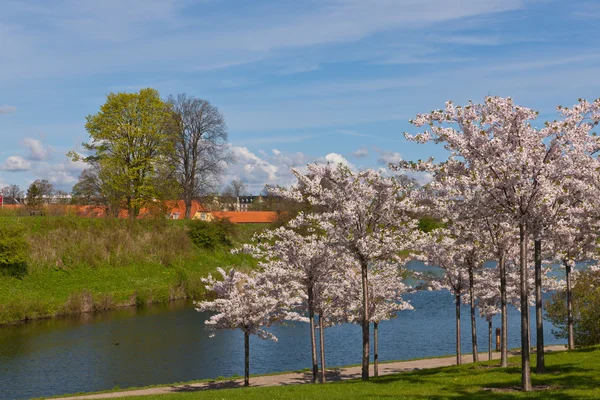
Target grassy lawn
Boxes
[0,216,267,324]
[106,346,600,400]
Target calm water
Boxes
[0,261,567,400]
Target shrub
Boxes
[187,220,231,249]
[546,269,600,347]
[0,224,28,278]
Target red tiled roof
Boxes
[211,211,277,223]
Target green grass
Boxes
[98,346,600,400]
[0,216,268,325]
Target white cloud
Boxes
[2,156,32,171]
[0,105,17,114]
[22,138,53,161]
[272,149,281,156]
[324,152,355,170]
[351,146,369,158]
[376,148,403,165]
[224,146,320,194]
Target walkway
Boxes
[57,345,567,399]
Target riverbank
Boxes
[49,344,599,400]
[0,216,267,325]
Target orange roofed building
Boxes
[3,200,277,223]
[194,210,277,224]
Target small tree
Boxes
[244,226,343,383]
[546,268,600,347]
[26,180,52,209]
[195,268,298,386]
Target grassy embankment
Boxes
[57,346,600,400]
[0,211,268,325]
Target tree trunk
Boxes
[319,315,326,383]
[534,238,545,373]
[244,331,250,387]
[308,286,318,384]
[455,292,462,365]
[565,260,574,350]
[374,322,379,377]
[499,253,508,367]
[361,259,370,380]
[488,319,493,361]
[469,267,478,363]
[184,197,192,219]
[519,222,532,391]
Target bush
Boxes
[0,224,28,278]
[187,220,231,249]
[546,269,600,347]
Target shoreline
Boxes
[47,345,568,400]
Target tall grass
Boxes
[27,222,193,272]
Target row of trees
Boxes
[197,165,420,386]
[70,89,232,219]
[400,96,600,390]
[197,96,600,392]
[1,180,68,207]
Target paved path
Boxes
[57,345,567,399]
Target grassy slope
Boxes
[0,216,267,325]
[107,346,600,400]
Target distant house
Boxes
[193,210,277,224]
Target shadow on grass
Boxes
[278,368,345,385]
[168,381,244,392]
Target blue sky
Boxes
[1,0,600,194]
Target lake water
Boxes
[0,261,567,400]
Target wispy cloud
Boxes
[0,105,17,114]
[350,146,369,158]
[22,138,54,161]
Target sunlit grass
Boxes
[104,346,600,400]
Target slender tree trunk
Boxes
[455,292,462,365]
[499,253,509,367]
[244,331,250,387]
[184,197,192,219]
[308,286,318,384]
[565,260,574,350]
[361,259,370,380]
[534,238,545,373]
[519,222,532,391]
[488,319,493,361]
[374,322,379,377]
[319,314,326,383]
[469,267,478,363]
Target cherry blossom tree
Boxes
[398,96,586,390]
[274,163,420,380]
[241,226,343,384]
[195,268,299,386]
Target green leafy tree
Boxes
[546,269,600,347]
[72,88,176,218]
[26,179,53,208]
